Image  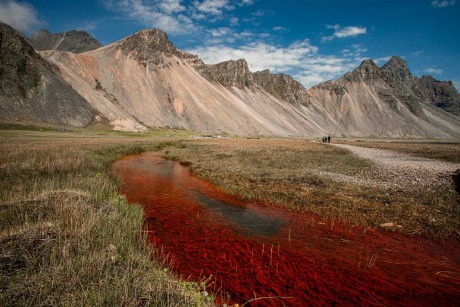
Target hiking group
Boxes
[322,136,331,143]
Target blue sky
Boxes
[0,0,459,89]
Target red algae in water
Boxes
[114,153,460,306]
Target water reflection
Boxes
[194,191,286,237]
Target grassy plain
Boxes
[165,138,460,240]
[0,130,212,306]
[1,127,459,305]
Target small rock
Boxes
[107,244,117,253]
[379,222,395,227]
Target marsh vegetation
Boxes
[1,128,459,305]
[0,134,212,306]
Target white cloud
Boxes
[107,0,257,33]
[431,0,456,7]
[0,0,44,33]
[293,73,329,89]
[229,17,239,25]
[75,21,100,32]
[341,44,367,58]
[273,26,287,31]
[189,40,361,88]
[190,40,318,71]
[322,25,367,42]
[159,0,186,13]
[252,9,265,16]
[425,67,443,75]
[193,0,230,15]
[108,0,197,34]
[240,0,254,5]
[209,27,232,36]
[374,56,392,65]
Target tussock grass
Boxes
[0,136,212,306]
[1,131,458,305]
[165,139,460,240]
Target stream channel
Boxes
[114,152,460,306]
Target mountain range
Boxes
[1,23,459,138]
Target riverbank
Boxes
[164,138,460,240]
[0,134,213,306]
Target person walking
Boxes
[327,135,331,143]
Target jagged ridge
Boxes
[28,29,102,53]
[0,22,94,127]
[4,26,459,138]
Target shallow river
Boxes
[114,153,460,306]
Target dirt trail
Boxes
[325,143,460,189]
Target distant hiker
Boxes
[327,136,331,143]
[322,136,326,143]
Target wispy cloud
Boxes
[252,9,265,16]
[273,26,287,31]
[193,0,230,15]
[160,0,186,13]
[374,56,392,65]
[190,40,318,71]
[411,50,424,56]
[322,25,367,42]
[105,0,195,34]
[431,0,456,7]
[105,0,256,34]
[229,17,239,25]
[425,67,443,75]
[190,40,362,88]
[0,0,44,33]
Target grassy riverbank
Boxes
[165,138,460,240]
[1,128,459,305]
[0,133,213,306]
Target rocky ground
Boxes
[312,143,460,192]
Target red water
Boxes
[114,153,460,306]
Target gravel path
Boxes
[316,143,460,190]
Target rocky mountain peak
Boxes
[415,75,460,115]
[357,59,380,74]
[117,28,203,67]
[28,29,102,53]
[253,70,311,106]
[32,29,52,36]
[384,56,408,69]
[343,59,384,84]
[0,23,50,79]
[255,69,271,75]
[199,58,253,89]
[124,29,170,49]
[0,22,93,126]
[380,56,413,86]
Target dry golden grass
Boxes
[0,135,213,306]
[165,138,460,240]
[1,128,459,305]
